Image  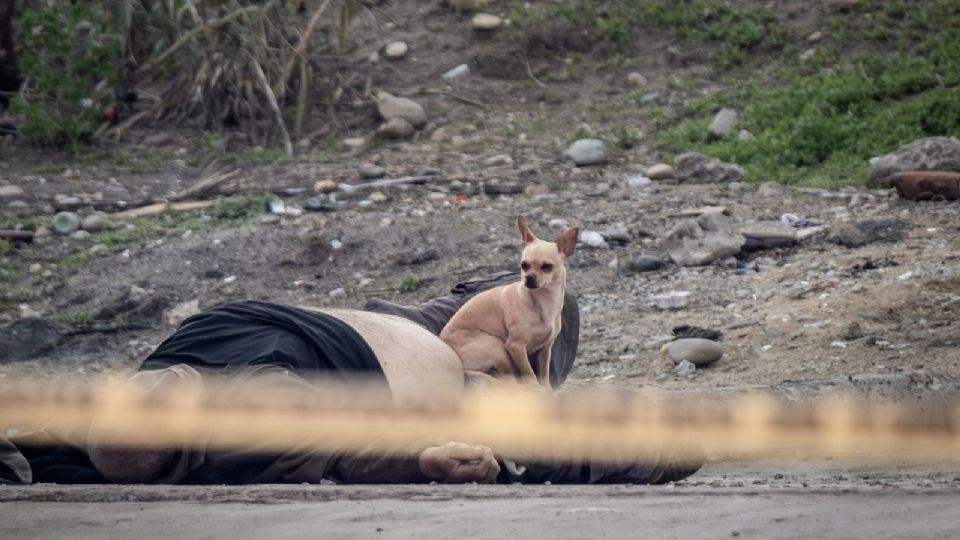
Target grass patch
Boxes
[512,0,784,68]
[399,275,420,293]
[656,0,960,188]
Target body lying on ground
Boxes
[1,272,702,486]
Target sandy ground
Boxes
[4,461,960,540]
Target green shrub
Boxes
[9,3,121,149]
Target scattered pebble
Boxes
[645,163,675,179]
[384,41,408,59]
[564,139,606,166]
[329,287,347,299]
[483,154,513,167]
[0,185,25,198]
[628,254,662,273]
[359,163,386,179]
[650,291,691,309]
[471,13,503,31]
[673,360,696,377]
[578,230,607,248]
[627,72,647,86]
[314,179,338,193]
[442,64,470,80]
[627,175,652,189]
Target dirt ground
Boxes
[4,461,960,540]
[1,1,958,390]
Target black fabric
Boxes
[363,271,580,388]
[17,443,107,484]
[141,301,383,380]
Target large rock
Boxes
[708,108,738,138]
[674,152,744,183]
[736,221,798,250]
[376,91,427,128]
[868,136,960,187]
[662,213,745,267]
[0,319,69,362]
[828,219,911,248]
[377,117,416,139]
[662,338,724,367]
[563,139,606,166]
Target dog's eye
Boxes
[520,261,531,271]
[541,263,554,272]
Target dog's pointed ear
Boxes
[517,215,537,244]
[556,226,579,258]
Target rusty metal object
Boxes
[892,170,960,201]
[0,230,34,242]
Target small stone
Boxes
[427,192,447,202]
[330,239,344,250]
[81,212,113,232]
[415,166,443,176]
[483,154,513,167]
[369,191,388,203]
[54,195,82,209]
[650,291,691,309]
[471,13,502,30]
[376,91,427,128]
[578,230,607,248]
[18,304,42,319]
[673,360,696,377]
[305,196,336,212]
[807,31,823,42]
[342,137,368,152]
[329,287,347,299]
[89,243,108,254]
[626,175,652,189]
[377,117,416,139]
[314,179,338,193]
[368,51,380,64]
[0,185,25,198]
[52,212,80,235]
[842,322,864,341]
[645,164,675,179]
[261,214,281,224]
[29,263,42,274]
[708,108,738,138]
[430,127,448,142]
[441,64,471,80]
[737,129,755,142]
[627,72,647,86]
[384,41,409,59]
[800,48,816,62]
[563,139,606,166]
[628,254,662,273]
[70,230,91,240]
[640,92,660,104]
[359,163,386,179]
[163,300,201,327]
[662,338,724,367]
[34,226,51,238]
[549,218,569,229]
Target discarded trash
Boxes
[780,213,818,228]
[650,291,690,309]
[627,175,652,189]
[673,360,696,377]
[893,170,960,201]
[442,64,470,80]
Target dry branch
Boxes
[275,0,335,100]
[249,55,293,157]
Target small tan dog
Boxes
[440,216,578,387]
